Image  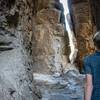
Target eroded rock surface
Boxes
[32,7,67,74]
[34,69,85,100]
[1,0,97,100]
[32,0,85,100]
[70,0,95,68]
[0,0,40,99]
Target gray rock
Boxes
[0,25,40,100]
[34,70,85,100]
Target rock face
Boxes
[70,0,95,68]
[34,69,85,100]
[32,1,67,74]
[32,0,85,100]
[1,0,99,99]
[90,0,100,30]
[0,0,40,100]
[32,8,67,73]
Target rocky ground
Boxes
[34,67,85,100]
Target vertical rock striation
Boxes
[90,0,100,30]
[32,0,85,100]
[32,0,67,75]
[1,0,97,99]
[0,0,40,99]
[70,0,95,68]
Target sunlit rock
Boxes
[71,0,95,68]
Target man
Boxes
[83,31,100,100]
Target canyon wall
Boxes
[69,0,95,69]
[90,0,100,30]
[0,0,41,99]
[32,0,68,75]
[32,0,84,100]
[1,0,100,100]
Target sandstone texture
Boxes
[32,1,67,75]
[0,0,99,100]
[71,0,95,68]
[32,0,85,100]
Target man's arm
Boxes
[85,74,93,100]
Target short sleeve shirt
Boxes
[83,55,93,75]
[83,51,100,100]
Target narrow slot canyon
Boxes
[0,0,100,100]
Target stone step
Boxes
[33,73,68,85]
[33,71,85,100]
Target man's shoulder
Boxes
[83,53,95,61]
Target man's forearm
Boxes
[85,84,93,100]
[85,74,93,100]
